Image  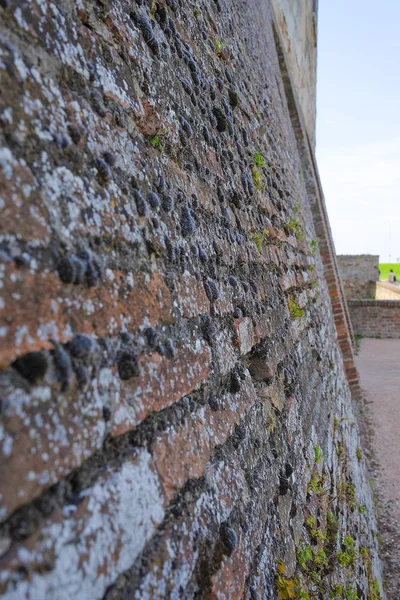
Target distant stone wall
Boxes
[376,281,400,300]
[349,300,400,338]
[337,255,379,300]
[271,0,318,146]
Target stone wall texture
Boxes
[0,1,383,599]
[271,0,318,146]
[337,255,380,301]
[349,300,400,338]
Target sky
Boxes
[316,0,400,263]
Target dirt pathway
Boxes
[356,338,400,599]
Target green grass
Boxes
[379,263,400,281]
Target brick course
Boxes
[349,299,400,338]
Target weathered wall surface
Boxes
[376,281,400,300]
[275,38,361,400]
[0,1,382,599]
[338,255,380,300]
[349,300,400,338]
[271,0,318,146]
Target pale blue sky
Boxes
[316,0,400,262]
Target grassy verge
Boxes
[379,263,400,281]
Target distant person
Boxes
[389,269,396,284]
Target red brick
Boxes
[152,377,257,501]
[0,267,173,363]
[174,272,210,318]
[111,341,212,436]
[233,317,255,355]
[209,537,248,600]
[0,152,50,241]
[131,455,248,599]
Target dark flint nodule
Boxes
[148,191,160,209]
[212,107,227,133]
[156,174,166,192]
[132,12,160,56]
[162,194,173,212]
[51,341,72,392]
[133,188,147,216]
[103,151,116,166]
[84,253,103,287]
[58,255,86,285]
[181,206,197,237]
[202,316,217,344]
[75,365,89,388]
[144,327,158,348]
[118,350,140,380]
[220,523,237,555]
[204,278,219,302]
[12,352,48,384]
[164,339,175,358]
[90,89,107,117]
[198,246,208,263]
[233,306,243,318]
[230,372,241,393]
[208,396,220,411]
[68,124,81,144]
[69,334,93,359]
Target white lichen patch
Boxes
[1,451,165,600]
[0,147,17,180]
[0,363,124,517]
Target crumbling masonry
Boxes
[0,0,383,598]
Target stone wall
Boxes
[271,0,318,146]
[337,255,380,300]
[0,1,382,599]
[349,300,400,338]
[274,34,360,399]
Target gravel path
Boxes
[356,338,400,599]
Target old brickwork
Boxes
[0,1,382,599]
[349,299,400,338]
[274,43,361,401]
